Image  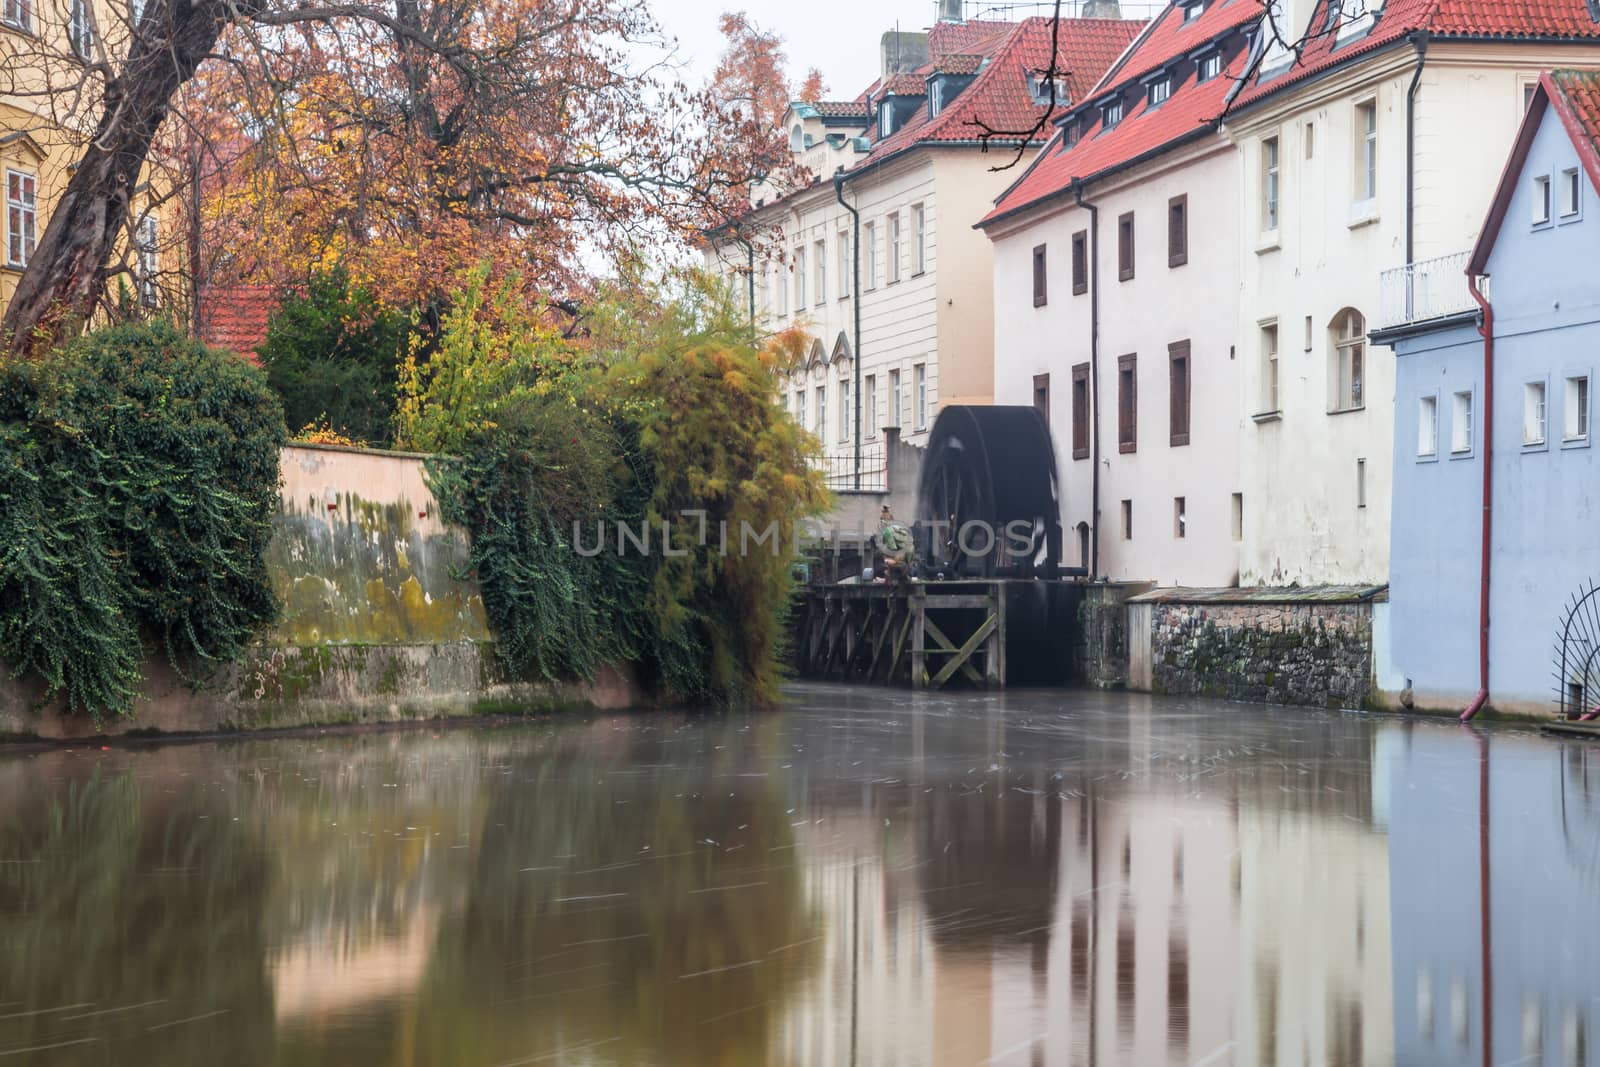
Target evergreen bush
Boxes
[0,322,287,718]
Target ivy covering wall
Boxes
[0,323,287,718]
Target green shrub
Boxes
[257,271,410,446]
[0,323,287,718]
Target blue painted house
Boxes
[1380,70,1600,718]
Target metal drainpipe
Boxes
[1461,272,1494,722]
[834,171,864,490]
[1074,180,1102,580]
[1405,33,1429,272]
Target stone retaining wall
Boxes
[1134,589,1383,710]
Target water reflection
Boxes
[0,689,1590,1064]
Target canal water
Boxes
[0,685,1594,1066]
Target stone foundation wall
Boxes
[1144,598,1375,710]
[1072,583,1153,688]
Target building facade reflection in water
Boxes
[0,691,1594,1065]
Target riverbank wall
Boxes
[0,444,643,741]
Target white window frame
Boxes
[1565,374,1590,444]
[1262,136,1280,233]
[5,168,36,268]
[1523,381,1547,447]
[838,378,851,443]
[1199,52,1222,82]
[888,213,902,283]
[1533,174,1552,227]
[777,261,788,315]
[1418,394,1438,458]
[866,374,879,437]
[1451,389,1474,456]
[912,204,926,275]
[70,0,93,59]
[913,363,927,430]
[1336,0,1384,40]
[838,230,850,298]
[1560,167,1582,220]
[814,238,826,305]
[1260,320,1279,414]
[815,383,827,442]
[889,368,902,428]
[1331,309,1366,413]
[136,213,159,308]
[2,0,30,32]
[1147,76,1171,108]
[794,247,807,308]
[1102,98,1123,129]
[863,221,877,289]
[1356,100,1378,205]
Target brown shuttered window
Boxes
[1071,230,1088,295]
[1118,353,1137,453]
[1033,373,1050,423]
[1032,244,1048,307]
[1169,340,1191,447]
[1117,212,1135,281]
[1168,194,1188,268]
[1071,362,1090,459]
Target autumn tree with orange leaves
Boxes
[0,0,785,357]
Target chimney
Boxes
[938,0,963,22]
[1080,0,1121,15]
[880,30,930,81]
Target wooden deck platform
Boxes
[792,579,1069,690]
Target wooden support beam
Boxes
[923,615,984,686]
[987,588,1007,688]
[911,589,927,690]
[889,607,914,684]
[931,615,998,689]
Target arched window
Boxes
[1329,308,1366,412]
[790,124,804,152]
[1077,522,1091,571]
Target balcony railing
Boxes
[1377,251,1483,330]
[814,441,887,493]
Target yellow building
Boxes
[0,0,182,322]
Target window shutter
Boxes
[1071,231,1088,295]
[1168,195,1188,268]
[1169,340,1191,446]
[1117,213,1135,282]
[1071,363,1090,459]
[1118,354,1137,453]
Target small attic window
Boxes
[930,78,945,118]
[880,105,892,138]
[1102,98,1124,130]
[1198,51,1223,82]
[1029,73,1071,108]
[1061,116,1080,149]
[1182,1,1203,22]
[1147,75,1172,107]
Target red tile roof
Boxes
[984,0,1600,226]
[812,100,871,118]
[863,17,1147,163]
[935,53,987,75]
[1469,68,1600,272]
[982,3,1258,225]
[198,285,277,359]
[1549,67,1600,176]
[928,18,1016,54]
[1229,0,1600,113]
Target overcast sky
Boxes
[649,0,1043,98]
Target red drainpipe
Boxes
[1461,274,1494,722]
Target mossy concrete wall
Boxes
[0,444,642,740]
[270,443,489,645]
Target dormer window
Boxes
[1029,73,1072,108]
[1198,51,1223,82]
[1147,76,1171,107]
[1182,0,1203,22]
[1102,98,1124,130]
[880,106,892,138]
[930,79,945,118]
[1335,0,1384,40]
[1062,117,1081,149]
